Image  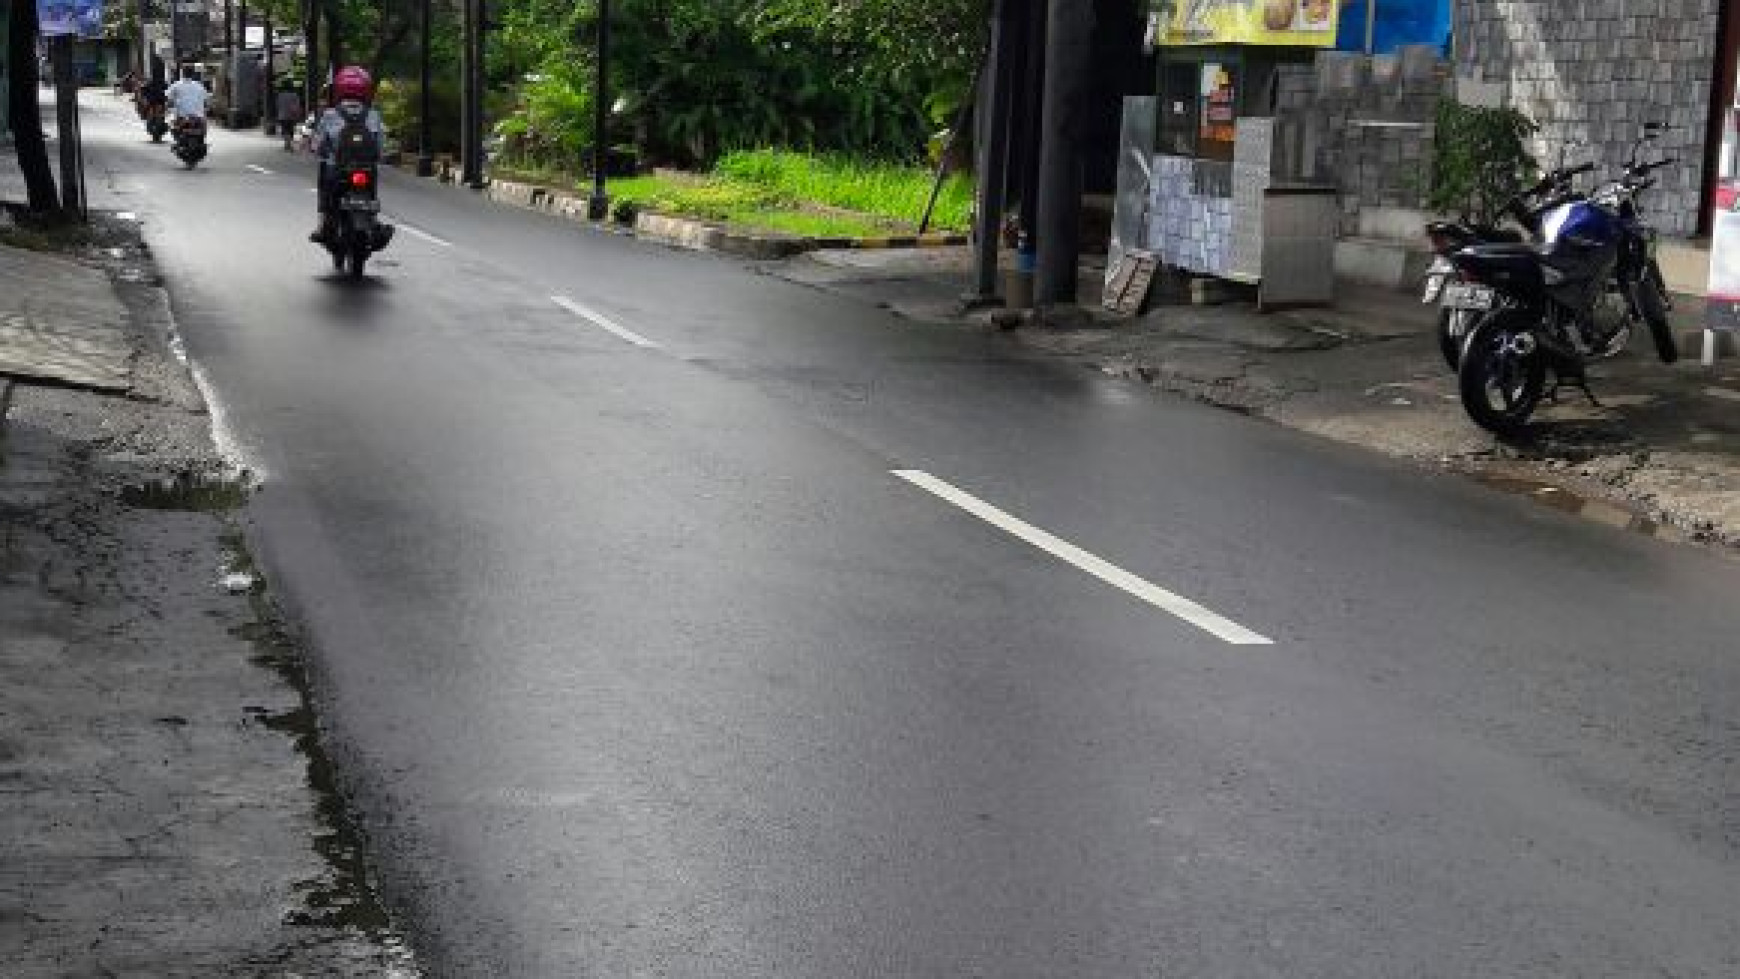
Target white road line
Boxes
[1702,386,1740,403]
[893,470,1274,646]
[245,164,274,175]
[396,223,453,248]
[551,295,661,349]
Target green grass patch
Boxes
[492,148,975,239]
[722,209,890,239]
[715,150,973,232]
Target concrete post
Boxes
[1035,0,1093,307]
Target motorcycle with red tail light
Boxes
[322,165,395,279]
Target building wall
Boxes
[1273,48,1445,238]
[1453,0,1719,238]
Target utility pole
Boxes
[303,0,319,115]
[136,0,149,76]
[228,0,243,127]
[416,0,433,175]
[970,0,1016,303]
[169,0,181,69]
[262,13,274,133]
[1016,0,1046,251]
[461,0,484,186]
[587,0,611,219]
[1034,0,1092,307]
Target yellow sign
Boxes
[1162,0,1341,47]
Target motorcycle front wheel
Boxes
[1632,263,1678,364]
[1459,314,1547,437]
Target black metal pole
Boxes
[303,0,319,114]
[971,0,1016,301]
[169,0,181,67]
[587,0,611,219]
[136,0,148,76]
[1035,0,1092,306]
[262,13,274,133]
[230,2,247,126]
[461,0,482,185]
[416,0,433,175]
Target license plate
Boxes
[340,198,380,213]
[1442,283,1496,310]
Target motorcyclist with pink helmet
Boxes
[310,66,387,243]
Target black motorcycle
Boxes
[142,101,168,142]
[171,117,208,168]
[1422,161,1643,370]
[321,164,395,279]
[1446,127,1679,436]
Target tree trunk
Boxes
[6,0,62,215]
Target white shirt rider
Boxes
[165,77,210,121]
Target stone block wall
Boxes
[1273,50,1445,237]
[1453,0,1719,238]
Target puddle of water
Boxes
[222,531,422,973]
[119,469,255,511]
[1470,470,1684,543]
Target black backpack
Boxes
[332,106,378,166]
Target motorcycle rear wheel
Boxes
[345,250,368,280]
[1459,315,1547,437]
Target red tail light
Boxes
[348,170,372,189]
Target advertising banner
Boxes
[1161,0,1342,47]
[38,0,103,39]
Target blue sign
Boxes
[39,0,103,39]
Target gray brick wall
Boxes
[1273,51,1445,236]
[1453,0,1718,238]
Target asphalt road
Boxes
[80,94,1740,977]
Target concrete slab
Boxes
[0,244,132,392]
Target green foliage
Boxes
[376,78,464,156]
[753,0,989,83]
[605,1,934,167]
[494,66,596,170]
[1429,100,1541,224]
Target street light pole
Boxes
[416,0,432,176]
[587,0,610,220]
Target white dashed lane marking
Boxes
[893,470,1274,646]
[551,296,662,350]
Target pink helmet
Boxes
[333,66,373,102]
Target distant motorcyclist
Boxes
[137,74,168,115]
[310,66,386,243]
[165,67,210,132]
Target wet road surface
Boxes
[81,95,1740,977]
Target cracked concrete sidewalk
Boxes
[766,246,1740,550]
[1,185,419,974]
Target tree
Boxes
[6,0,61,216]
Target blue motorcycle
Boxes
[1444,125,1678,436]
